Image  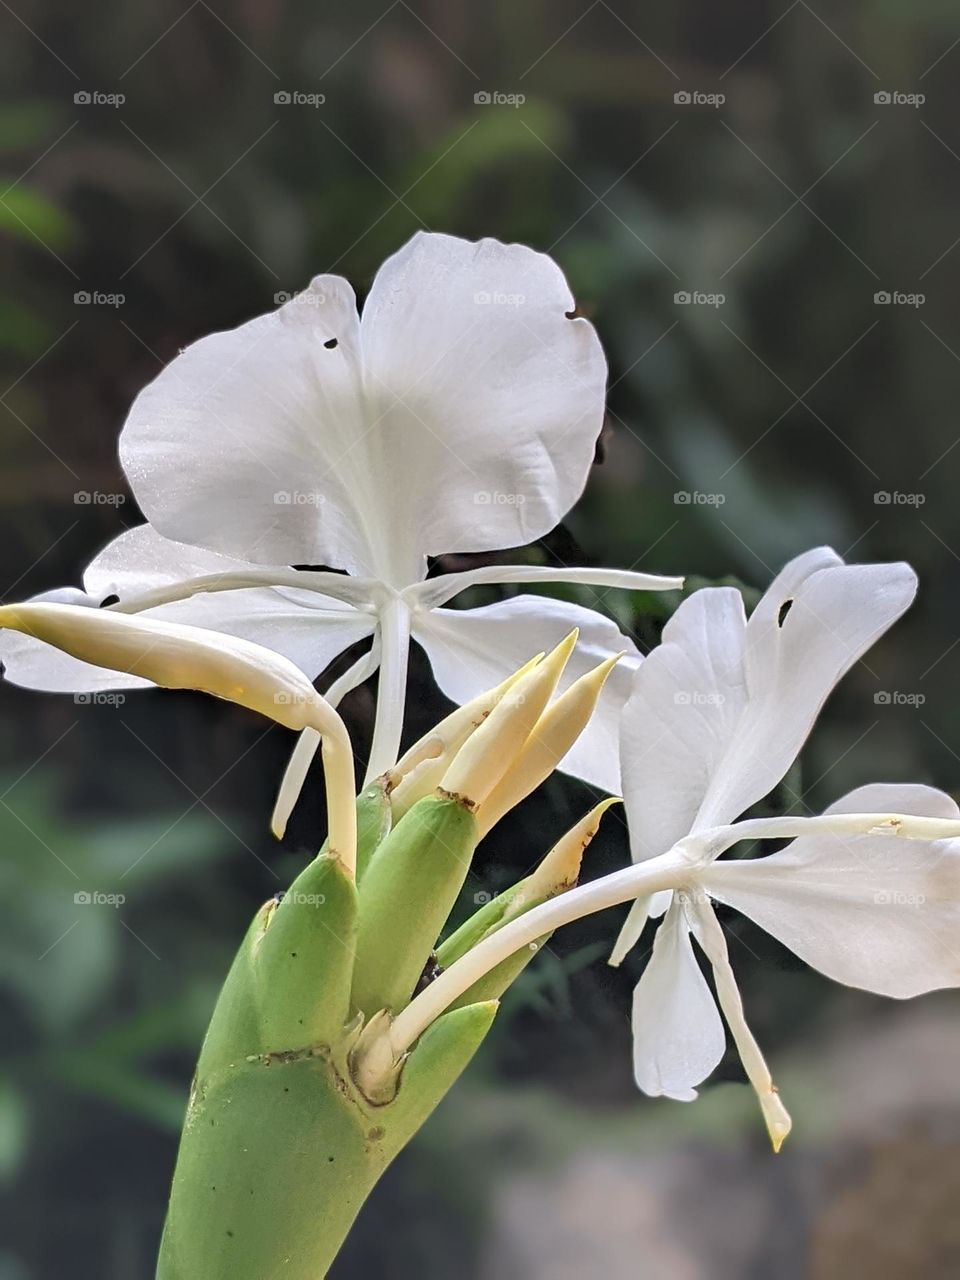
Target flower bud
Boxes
[440,630,578,808]
[0,602,358,872]
[389,652,544,818]
[436,798,620,1009]
[350,795,479,1017]
[476,653,622,836]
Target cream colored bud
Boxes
[440,631,578,809]
[389,653,545,817]
[477,653,622,837]
[516,797,621,912]
[0,603,358,873]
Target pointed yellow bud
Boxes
[389,653,545,818]
[476,653,623,838]
[0,603,358,874]
[499,797,622,929]
[440,630,578,809]
[527,797,621,898]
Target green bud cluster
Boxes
[156,782,528,1279]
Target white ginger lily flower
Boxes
[613,546,960,1145]
[0,233,680,805]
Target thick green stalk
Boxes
[156,780,499,1279]
[157,1001,497,1279]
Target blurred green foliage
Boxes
[2,1,960,1276]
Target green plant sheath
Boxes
[156,786,496,1279]
[157,1002,497,1279]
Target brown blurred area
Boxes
[1,2,959,1277]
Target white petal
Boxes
[2,526,374,694]
[689,900,792,1151]
[410,563,684,610]
[412,594,640,792]
[83,523,261,598]
[609,895,652,967]
[701,783,960,998]
[359,232,607,583]
[620,587,748,859]
[119,278,378,576]
[631,900,726,1100]
[620,550,918,861]
[705,549,917,826]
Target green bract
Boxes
[157,785,494,1280]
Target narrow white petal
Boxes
[412,594,641,792]
[689,900,792,1151]
[701,784,960,998]
[631,900,726,1101]
[272,728,321,840]
[609,895,651,967]
[271,641,381,839]
[410,563,683,610]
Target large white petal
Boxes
[701,783,960,998]
[83,523,263,598]
[359,232,607,584]
[631,900,726,1101]
[119,277,377,576]
[620,587,748,861]
[411,594,640,792]
[1,526,374,694]
[699,549,917,827]
[620,550,918,868]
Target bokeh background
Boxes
[2,2,960,1277]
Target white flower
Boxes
[2,233,680,801]
[614,547,960,1145]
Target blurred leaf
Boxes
[0,1079,28,1183]
[0,187,75,248]
[0,103,63,153]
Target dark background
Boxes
[2,3,959,1277]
